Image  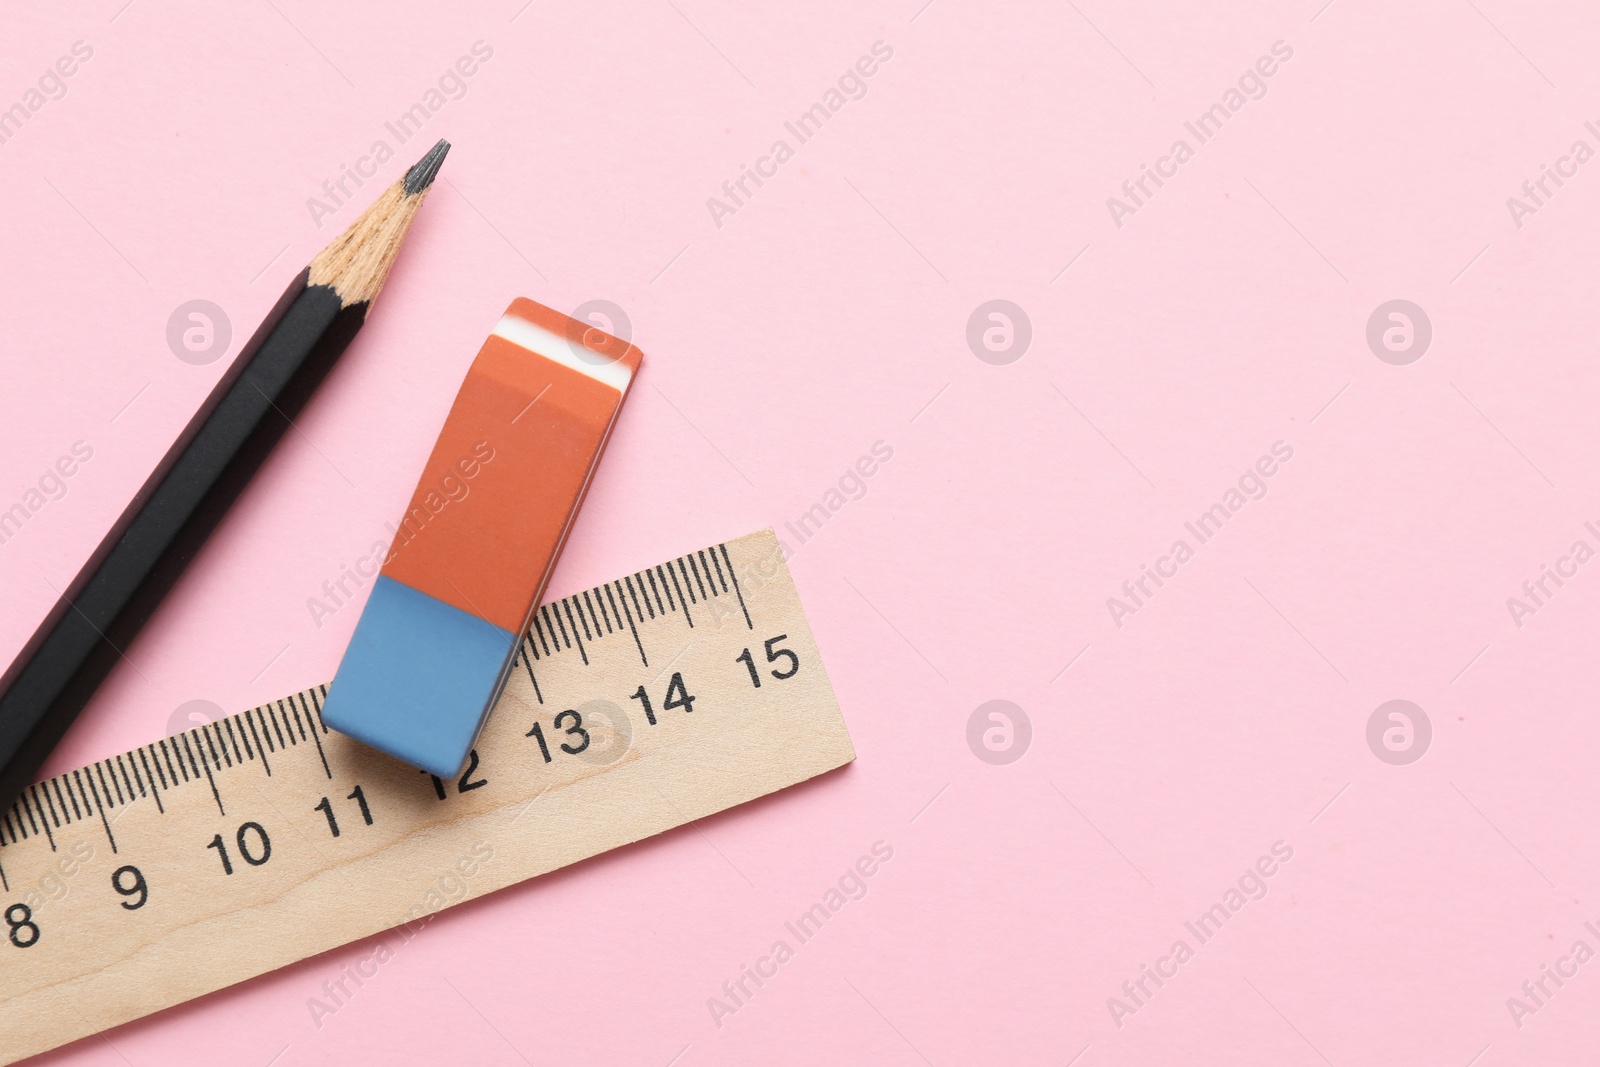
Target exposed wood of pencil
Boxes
[310,138,449,307]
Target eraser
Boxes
[321,298,642,776]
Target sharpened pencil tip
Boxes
[403,139,451,195]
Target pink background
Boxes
[3,0,1597,1063]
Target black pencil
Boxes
[0,138,450,813]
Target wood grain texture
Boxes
[0,529,853,1064]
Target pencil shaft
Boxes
[0,275,363,812]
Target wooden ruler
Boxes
[0,529,853,1064]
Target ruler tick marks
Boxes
[267,705,288,750]
[624,575,648,620]
[686,554,708,600]
[518,647,544,703]
[42,780,62,827]
[27,788,56,850]
[58,777,80,821]
[195,740,226,817]
[76,771,95,821]
[97,761,122,808]
[614,587,649,667]
[226,717,246,763]
[17,790,37,838]
[667,563,693,626]
[98,761,119,807]
[276,701,298,744]
[19,790,40,836]
[561,601,590,665]
[245,713,271,776]
[297,696,333,780]
[78,771,95,819]
[168,738,189,782]
[74,771,95,823]
[116,755,139,800]
[653,567,672,611]
[289,699,311,743]
[178,734,201,782]
[571,596,594,642]
[157,739,181,785]
[136,749,163,813]
[254,709,275,754]
[601,585,620,634]
[246,710,269,755]
[557,604,574,648]
[718,544,752,629]
[205,723,227,768]
[549,605,571,652]
[80,769,116,854]
[59,775,75,822]
[705,549,726,593]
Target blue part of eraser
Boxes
[321,575,518,778]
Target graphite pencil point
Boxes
[404,139,451,195]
